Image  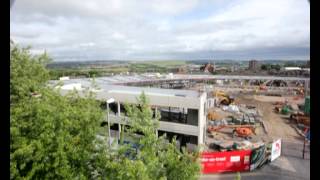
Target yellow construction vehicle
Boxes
[213,90,235,105]
[207,110,222,121]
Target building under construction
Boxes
[55,77,208,150]
[53,73,309,150]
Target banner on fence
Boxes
[271,138,281,161]
[201,150,252,174]
[250,144,267,171]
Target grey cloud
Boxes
[10,0,309,61]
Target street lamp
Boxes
[106,98,115,147]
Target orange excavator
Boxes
[207,125,256,138]
[232,127,255,138]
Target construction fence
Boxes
[201,138,281,174]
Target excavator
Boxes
[213,90,235,106]
[290,112,310,127]
[207,110,222,121]
[207,124,256,139]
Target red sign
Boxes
[201,150,252,174]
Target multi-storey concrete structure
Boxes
[56,80,208,147]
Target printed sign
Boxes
[249,144,266,171]
[271,139,281,161]
[230,156,240,162]
[201,150,252,174]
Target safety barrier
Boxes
[201,139,281,174]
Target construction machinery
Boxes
[207,124,256,138]
[232,127,255,138]
[207,110,222,121]
[290,112,310,127]
[213,90,235,106]
[273,101,294,115]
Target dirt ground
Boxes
[206,94,304,143]
[202,93,309,179]
[236,95,304,141]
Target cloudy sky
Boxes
[10,0,309,61]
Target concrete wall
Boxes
[99,91,201,109]
[108,114,199,137]
[60,88,207,145]
[198,93,207,145]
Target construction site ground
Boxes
[201,94,310,180]
[239,95,304,140]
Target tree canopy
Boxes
[91,93,201,180]
[260,64,281,71]
[10,42,105,179]
[10,42,201,179]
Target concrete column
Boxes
[117,101,121,141]
[118,123,121,140]
[117,101,121,117]
[155,107,159,137]
[155,107,158,118]
[107,103,111,147]
[304,80,309,96]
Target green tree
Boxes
[261,64,281,71]
[10,42,201,179]
[123,92,201,180]
[260,64,270,71]
[235,172,241,180]
[10,42,50,104]
[10,42,105,179]
[91,93,201,180]
[270,64,281,71]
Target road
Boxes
[200,95,310,180]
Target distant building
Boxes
[200,63,215,73]
[177,66,187,74]
[248,60,259,70]
[284,67,301,71]
[59,76,70,81]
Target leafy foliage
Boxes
[10,42,105,179]
[10,42,201,179]
[90,93,201,180]
[10,42,50,104]
[260,64,281,71]
[235,172,241,180]
[123,92,201,180]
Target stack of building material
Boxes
[215,140,235,151]
[222,105,240,113]
[208,119,228,126]
[234,141,253,150]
